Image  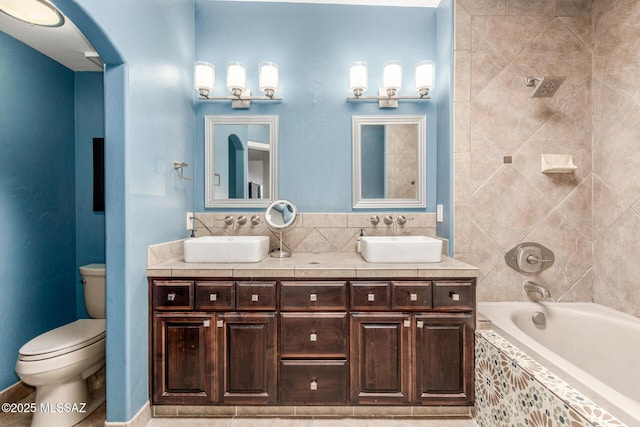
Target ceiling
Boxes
[0,0,439,73]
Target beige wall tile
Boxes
[455,1,472,51]
[506,0,557,16]
[454,101,470,153]
[454,51,471,102]
[457,0,506,16]
[557,0,592,17]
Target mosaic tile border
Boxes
[475,330,627,427]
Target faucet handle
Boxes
[367,215,380,225]
[383,215,394,226]
[250,215,261,225]
[236,215,247,225]
[222,216,234,226]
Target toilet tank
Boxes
[79,263,106,319]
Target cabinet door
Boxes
[152,313,216,404]
[218,312,277,404]
[350,313,411,404]
[414,313,474,405]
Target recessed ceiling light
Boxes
[0,0,64,27]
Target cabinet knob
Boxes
[251,294,259,302]
[309,293,317,302]
[367,293,375,302]
[410,293,418,301]
[209,293,218,302]
[167,293,176,302]
[216,320,224,328]
[310,332,317,342]
[450,292,460,301]
[310,379,318,391]
[417,320,424,329]
[203,320,210,327]
[403,320,411,328]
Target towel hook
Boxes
[173,161,192,180]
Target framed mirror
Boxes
[352,115,426,208]
[205,115,278,207]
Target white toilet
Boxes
[15,263,106,427]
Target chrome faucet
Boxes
[223,215,248,231]
[234,215,247,230]
[383,215,396,230]
[523,280,552,301]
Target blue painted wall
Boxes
[75,72,105,318]
[0,31,76,390]
[435,0,454,254]
[54,0,196,421]
[194,1,439,212]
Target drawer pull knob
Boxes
[203,320,210,327]
[167,293,176,302]
[404,320,411,328]
[310,380,318,391]
[309,293,317,302]
[310,332,317,342]
[251,294,259,302]
[417,320,424,328]
[210,293,218,302]
[367,293,375,302]
[410,293,418,301]
[450,292,460,301]
[216,320,224,328]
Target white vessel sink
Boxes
[360,236,443,263]
[184,236,269,263]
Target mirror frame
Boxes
[352,115,426,209]
[205,115,279,208]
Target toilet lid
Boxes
[19,319,105,361]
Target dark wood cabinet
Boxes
[350,313,411,404]
[152,312,216,404]
[414,313,474,405]
[150,277,475,408]
[218,312,277,404]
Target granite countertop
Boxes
[147,251,479,279]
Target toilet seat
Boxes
[19,319,105,362]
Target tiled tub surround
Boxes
[453,0,640,318]
[480,302,640,425]
[475,330,626,427]
[190,212,444,256]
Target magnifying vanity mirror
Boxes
[264,199,298,258]
[205,115,278,208]
[352,115,426,208]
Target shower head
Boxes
[524,76,566,98]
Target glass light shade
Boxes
[0,0,64,27]
[349,62,368,96]
[259,61,279,96]
[383,61,402,93]
[415,60,435,92]
[194,61,215,96]
[227,62,247,95]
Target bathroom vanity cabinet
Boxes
[149,277,475,407]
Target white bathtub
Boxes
[479,302,640,425]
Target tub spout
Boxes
[523,280,552,301]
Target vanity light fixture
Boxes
[348,60,434,108]
[195,61,283,109]
[0,0,65,27]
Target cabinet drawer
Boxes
[350,282,390,310]
[280,360,348,405]
[280,313,348,358]
[195,281,234,311]
[236,281,277,310]
[281,281,347,311]
[433,281,474,310]
[391,281,432,310]
[152,281,193,311]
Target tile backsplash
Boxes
[192,212,444,255]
